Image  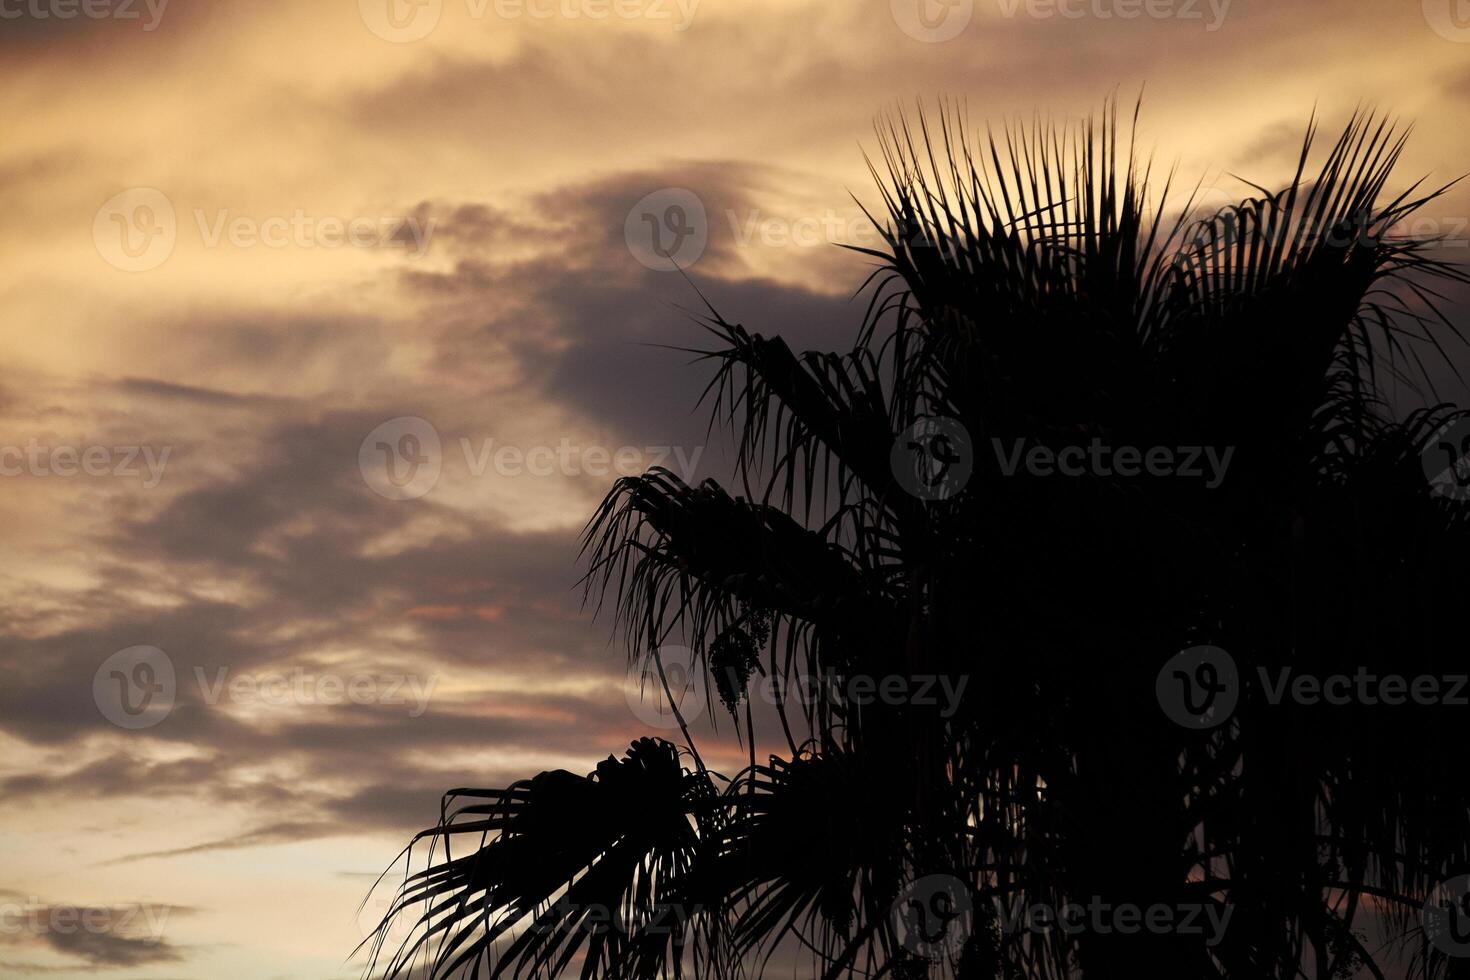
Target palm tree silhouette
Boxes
[365,101,1470,980]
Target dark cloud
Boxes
[0,900,193,969]
[107,820,336,863]
[396,165,868,454]
[110,376,291,408]
[39,926,182,968]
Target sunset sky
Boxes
[2,0,1470,976]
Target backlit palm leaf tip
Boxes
[368,98,1470,980]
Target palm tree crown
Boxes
[367,100,1470,980]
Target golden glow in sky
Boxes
[2,0,1469,975]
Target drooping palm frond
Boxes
[364,739,720,980]
[578,467,902,742]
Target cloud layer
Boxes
[2,0,1469,976]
